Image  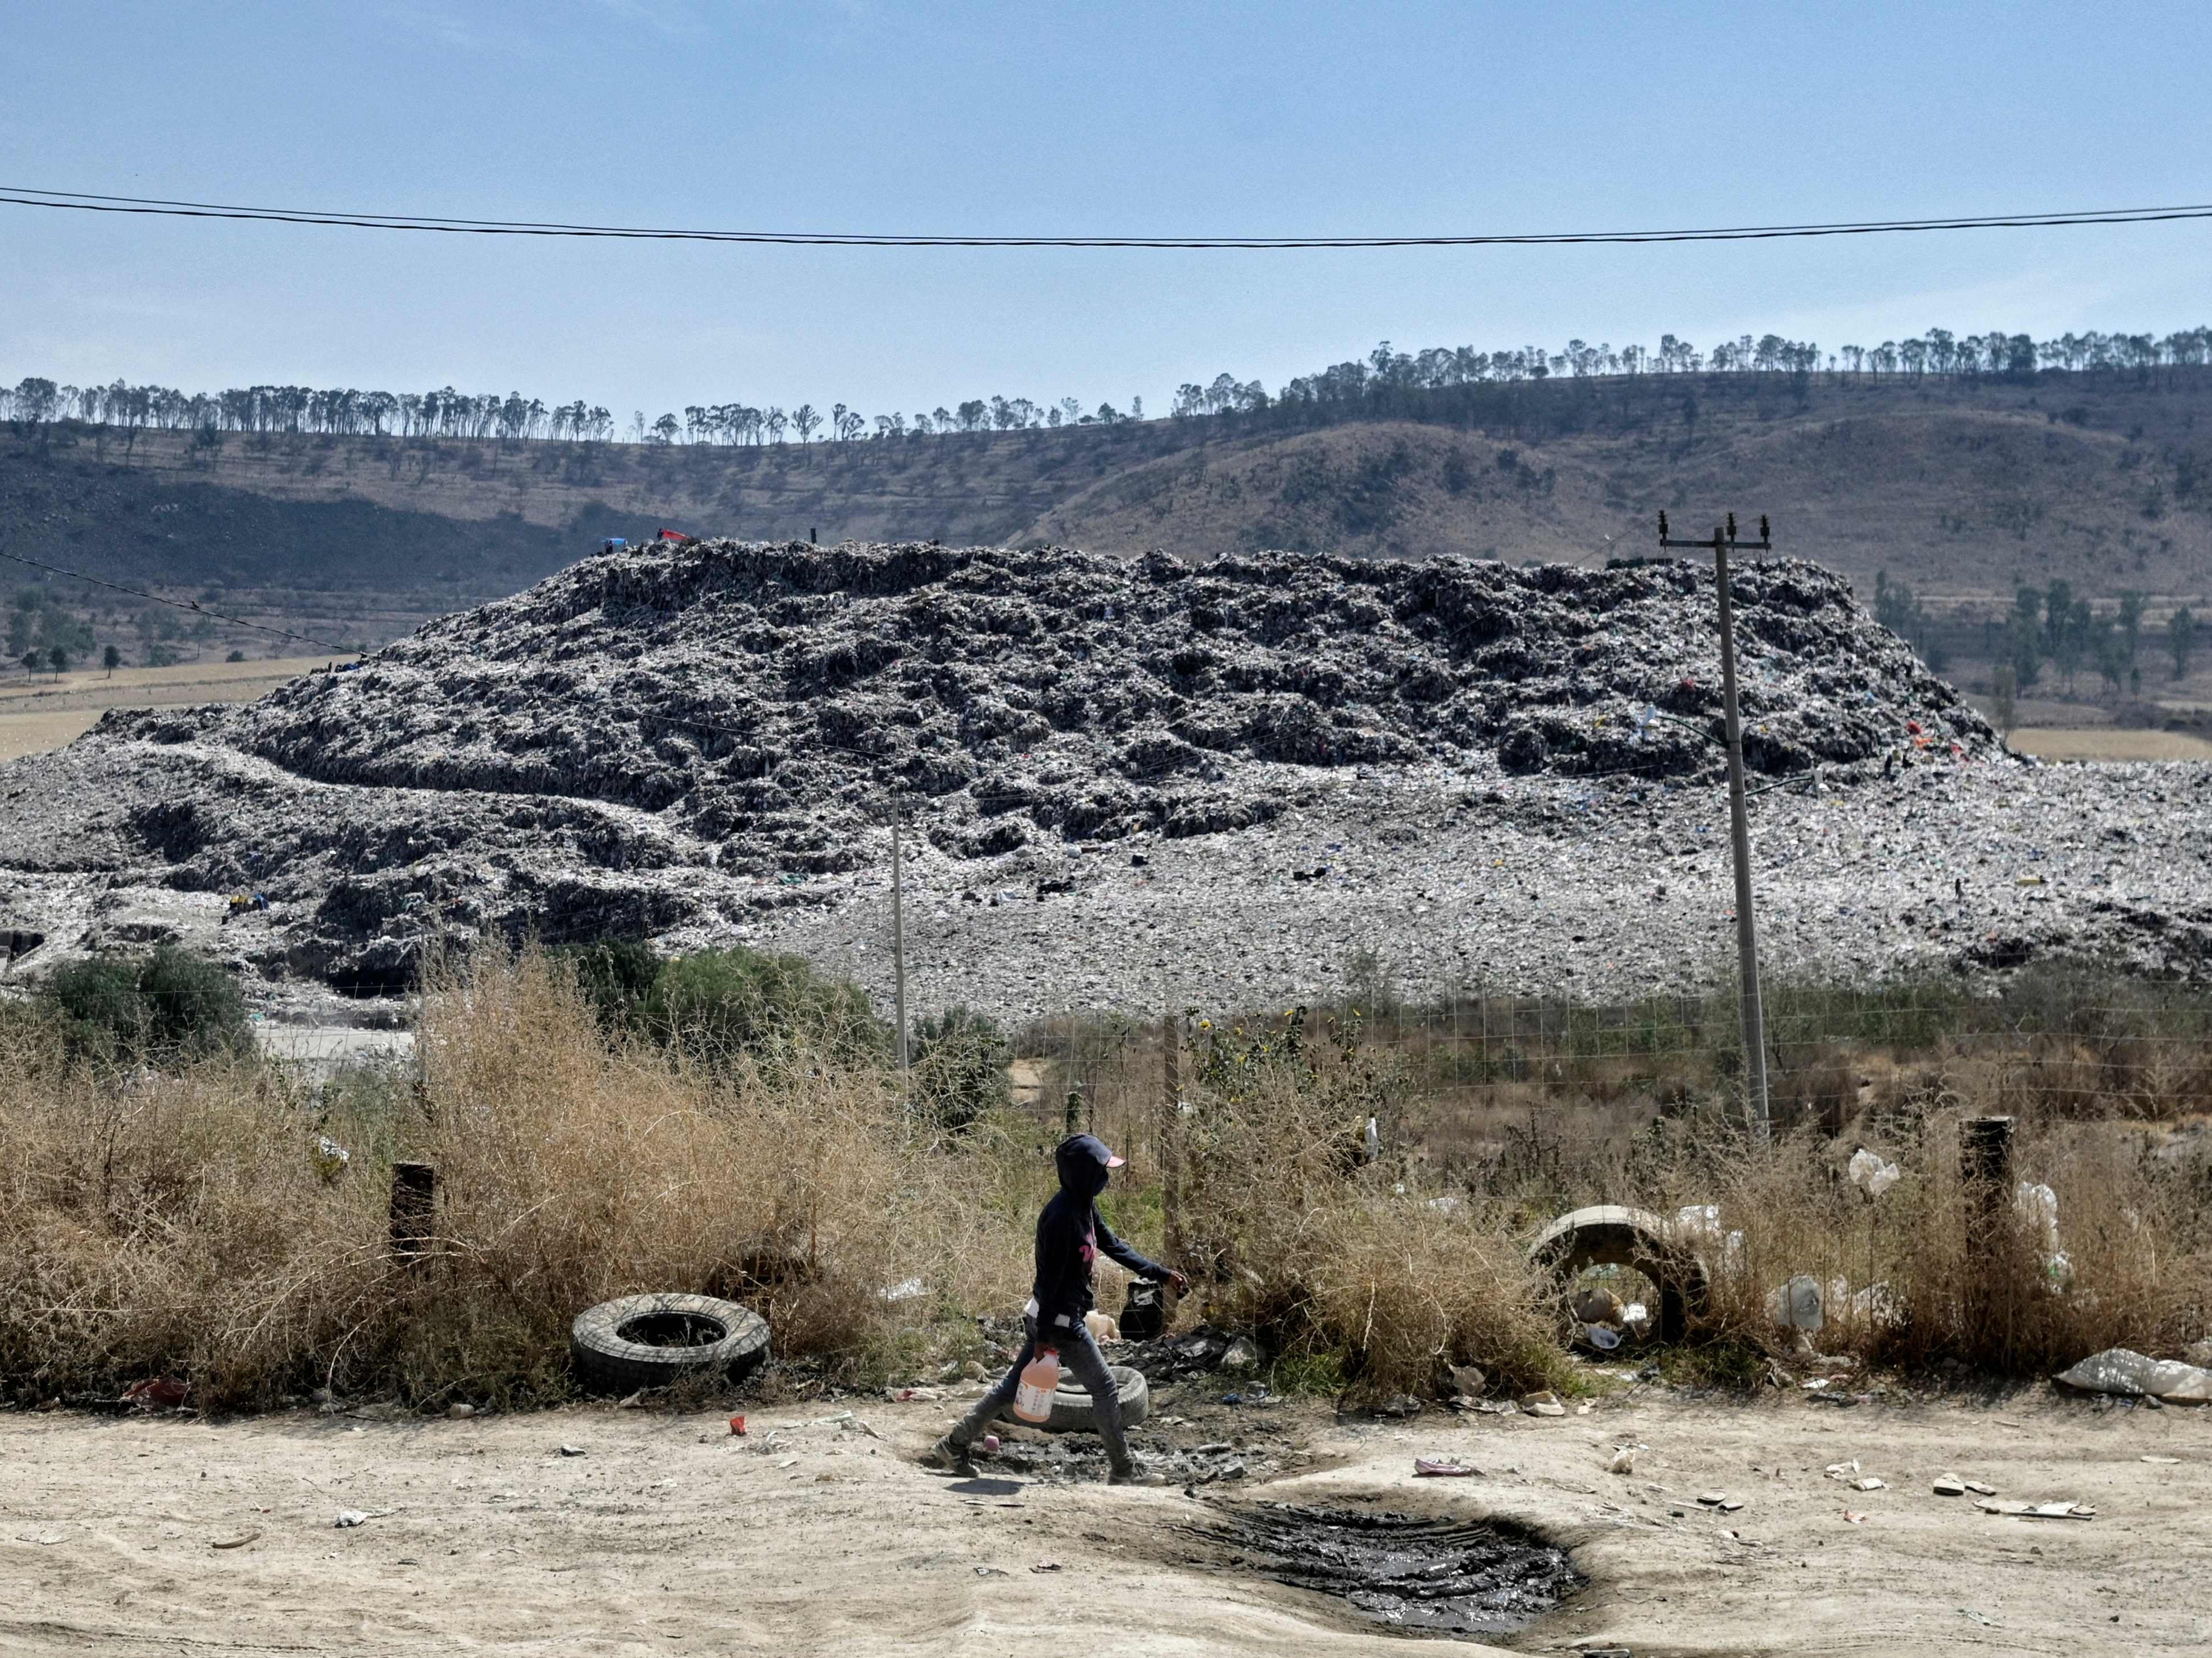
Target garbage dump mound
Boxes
[176,540,1995,862]
[0,539,2008,993]
[1188,1500,1584,1638]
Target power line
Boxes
[0,545,351,653]
[3,186,2211,249]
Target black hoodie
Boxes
[1031,1134,1168,1338]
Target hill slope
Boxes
[5,372,2209,666]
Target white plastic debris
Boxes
[1768,1275,1826,1334]
[310,1136,351,1182]
[334,1510,369,1529]
[879,1277,926,1302]
[1847,1147,1900,1199]
[2053,1348,2212,1404]
[2015,1182,2059,1248]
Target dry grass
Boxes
[2,951,2207,1412]
[0,948,1033,1409]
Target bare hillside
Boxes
[5,372,2208,671]
[1025,403,2212,608]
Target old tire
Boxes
[569,1293,769,1396]
[1527,1204,1709,1344]
[996,1362,1150,1436]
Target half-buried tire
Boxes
[994,1362,1150,1436]
[570,1293,769,1395]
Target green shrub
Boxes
[41,946,250,1061]
[641,946,887,1070]
[553,938,662,1033]
[909,1006,1010,1134]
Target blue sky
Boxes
[3,1,2208,420]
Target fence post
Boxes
[389,1161,436,1266]
[1960,1116,2014,1246]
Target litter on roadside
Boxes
[1977,1499,2095,1521]
[1413,1458,1480,1477]
[2053,1348,2212,1404]
[1932,1477,1964,1496]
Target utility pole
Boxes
[888,796,910,1095]
[1659,509,1772,1141]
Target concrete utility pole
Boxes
[1659,510,1772,1141]
[888,798,910,1092]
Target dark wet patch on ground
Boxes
[1186,1500,1583,1639]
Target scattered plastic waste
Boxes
[1768,1275,1826,1334]
[1977,1500,2095,1521]
[879,1277,927,1302]
[2053,1348,2212,1403]
[310,1136,351,1182]
[1847,1147,1900,1199]
[1414,1458,1480,1477]
[334,1511,369,1529]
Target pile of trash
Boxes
[0,538,2003,994]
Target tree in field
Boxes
[19,651,36,678]
[103,644,121,676]
[2117,590,2146,669]
[47,644,68,677]
[831,403,848,441]
[1990,664,2017,737]
[2174,606,2198,680]
[792,404,819,445]
[2007,585,2045,687]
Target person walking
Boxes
[925,1133,1186,1485]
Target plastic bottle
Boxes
[1012,1347,1061,1423]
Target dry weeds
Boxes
[2,951,2206,1411]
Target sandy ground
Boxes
[3,1384,2203,1657]
[0,656,333,762]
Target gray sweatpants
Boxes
[948,1314,1132,1471]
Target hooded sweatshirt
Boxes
[1031,1134,1169,1338]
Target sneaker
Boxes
[1107,1462,1167,1487]
[921,1436,979,1478]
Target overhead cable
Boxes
[3,186,2210,249]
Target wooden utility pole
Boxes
[888,800,909,1092]
[1160,1003,1183,1267]
[1660,511,1773,1141]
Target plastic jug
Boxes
[1012,1347,1061,1423]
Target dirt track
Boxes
[3,1386,2203,1656]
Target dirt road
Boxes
[0,656,332,761]
[2,1385,2202,1656]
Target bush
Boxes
[553,938,662,1033]
[40,946,249,1062]
[909,1006,1010,1134]
[641,945,887,1071]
